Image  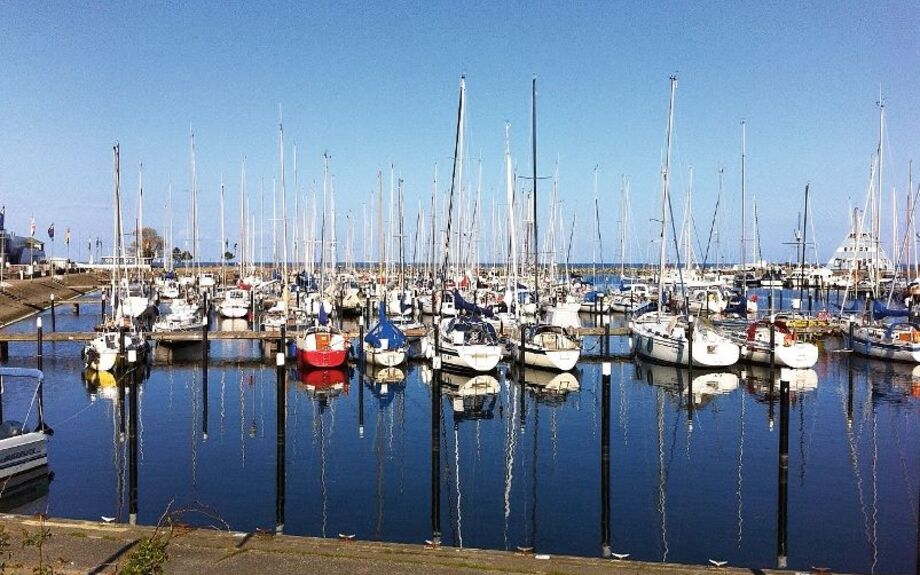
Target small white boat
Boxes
[0,368,50,485]
[82,328,148,372]
[219,288,250,319]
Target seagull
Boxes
[515,546,534,555]
[100,516,115,523]
[611,552,630,560]
[708,559,728,568]
[338,533,355,542]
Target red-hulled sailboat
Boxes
[295,305,349,368]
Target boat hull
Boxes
[363,344,407,367]
[631,330,739,368]
[436,343,501,373]
[0,432,48,482]
[741,341,819,369]
[850,331,920,363]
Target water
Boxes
[1,295,918,574]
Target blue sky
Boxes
[1,1,918,265]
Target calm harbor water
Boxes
[0,292,918,574]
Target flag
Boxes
[65,227,71,246]
[30,217,36,237]
[47,223,55,240]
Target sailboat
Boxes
[510,78,582,372]
[296,304,349,368]
[629,77,739,368]
[363,301,409,367]
[734,319,819,368]
[83,144,149,372]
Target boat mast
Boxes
[220,174,226,287]
[740,120,747,301]
[111,144,120,315]
[656,77,676,317]
[531,76,539,307]
[504,122,519,318]
[440,75,466,283]
[279,108,289,306]
[876,92,884,295]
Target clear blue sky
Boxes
[1,1,917,265]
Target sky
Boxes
[1,1,918,266]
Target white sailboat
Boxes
[629,77,739,369]
[510,78,582,371]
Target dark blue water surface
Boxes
[0,293,917,575]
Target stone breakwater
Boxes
[0,273,101,327]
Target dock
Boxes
[1,514,811,575]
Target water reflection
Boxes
[295,368,349,411]
[442,372,499,422]
[0,302,916,573]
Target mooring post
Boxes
[36,317,43,372]
[358,351,365,438]
[358,315,365,370]
[604,320,611,358]
[600,361,611,558]
[249,289,255,324]
[430,339,442,547]
[770,315,776,371]
[100,291,106,324]
[777,369,790,569]
[49,293,56,332]
[275,349,286,534]
[128,349,138,525]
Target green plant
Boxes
[118,534,169,575]
[21,515,52,575]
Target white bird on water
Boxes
[338,533,355,541]
[100,516,115,523]
[708,559,728,568]
[611,552,630,560]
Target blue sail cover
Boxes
[318,304,329,326]
[364,302,408,350]
[453,289,494,318]
[873,299,909,319]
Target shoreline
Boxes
[0,514,814,575]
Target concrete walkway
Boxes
[0,514,822,575]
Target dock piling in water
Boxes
[275,350,286,534]
[430,331,441,547]
[776,370,790,568]
[600,362,611,558]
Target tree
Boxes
[129,227,165,259]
